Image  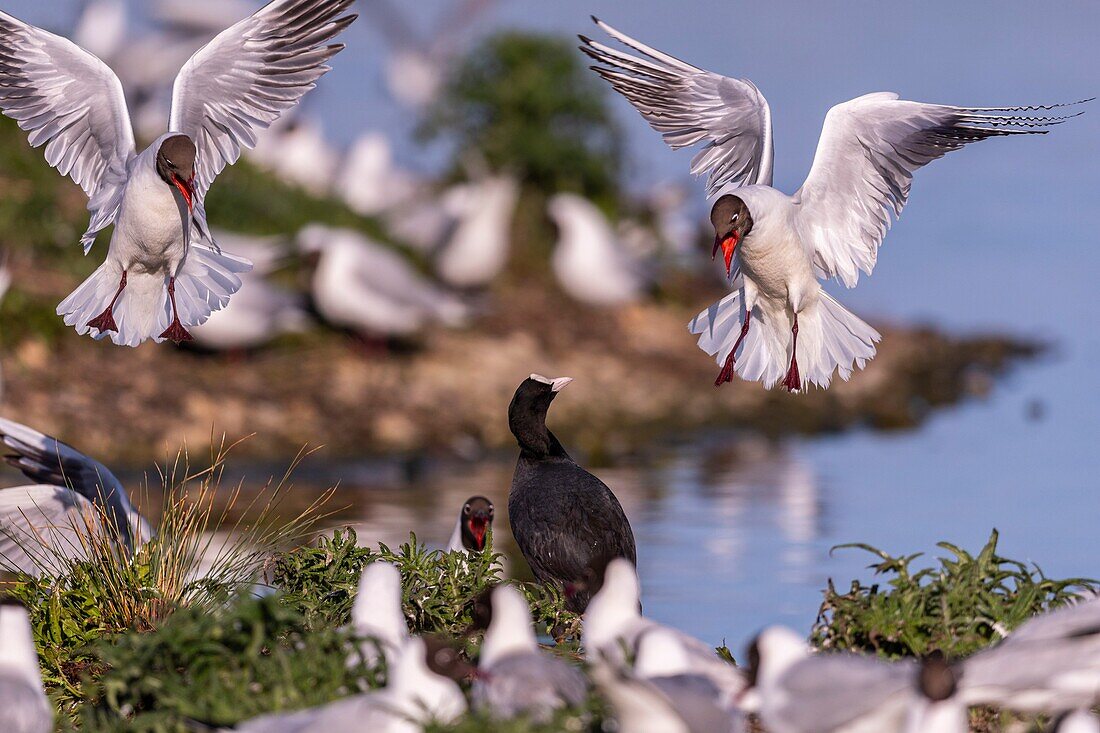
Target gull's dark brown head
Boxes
[157,134,197,211]
[710,194,753,278]
[919,651,959,701]
[460,496,494,551]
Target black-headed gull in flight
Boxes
[0,0,356,346]
[581,19,1084,391]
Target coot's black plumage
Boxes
[507,374,637,613]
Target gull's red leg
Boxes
[86,271,128,334]
[715,312,752,387]
[782,315,801,392]
[158,277,193,343]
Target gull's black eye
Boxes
[464,505,472,515]
[730,213,738,223]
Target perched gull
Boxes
[298,225,469,338]
[507,376,637,614]
[0,599,52,733]
[364,0,498,110]
[581,19,1083,392]
[0,417,153,576]
[247,115,341,197]
[904,654,966,733]
[232,636,468,733]
[191,233,310,351]
[547,193,648,306]
[445,496,494,553]
[0,0,358,346]
[336,132,421,217]
[590,644,738,733]
[350,562,408,669]
[435,176,519,289]
[1057,711,1100,733]
[741,626,918,733]
[583,558,743,701]
[955,617,1100,714]
[471,585,588,721]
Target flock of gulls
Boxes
[2,372,1100,732]
[0,0,1094,731]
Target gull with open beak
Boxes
[0,0,356,346]
[446,496,495,553]
[581,18,1084,392]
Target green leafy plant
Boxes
[272,528,577,640]
[77,594,371,733]
[812,529,1097,659]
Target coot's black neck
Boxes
[510,412,569,459]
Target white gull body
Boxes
[0,417,153,576]
[547,193,647,306]
[435,176,519,289]
[472,585,588,721]
[0,602,52,733]
[232,637,466,733]
[0,0,357,346]
[582,19,1081,391]
[299,225,469,338]
[745,626,919,733]
[350,562,408,669]
[583,558,744,702]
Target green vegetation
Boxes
[4,508,1096,732]
[812,529,1097,659]
[420,32,624,209]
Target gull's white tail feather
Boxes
[690,290,879,390]
[57,246,252,348]
[58,263,168,348]
[173,244,253,326]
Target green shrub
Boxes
[812,529,1097,659]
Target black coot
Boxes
[507,374,637,612]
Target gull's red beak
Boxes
[468,516,488,550]
[172,174,195,212]
[721,233,739,277]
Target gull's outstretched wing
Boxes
[580,18,772,194]
[169,0,357,199]
[795,93,1085,288]
[0,10,136,252]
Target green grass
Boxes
[812,529,1097,659]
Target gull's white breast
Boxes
[111,146,189,274]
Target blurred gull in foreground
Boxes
[547,193,647,306]
[233,636,467,733]
[583,559,744,701]
[742,626,918,733]
[350,562,408,669]
[0,599,52,733]
[298,225,468,338]
[0,417,153,576]
[471,585,588,721]
[1058,711,1100,733]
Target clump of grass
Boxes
[78,594,371,732]
[2,437,335,720]
[272,528,577,640]
[812,529,1097,659]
